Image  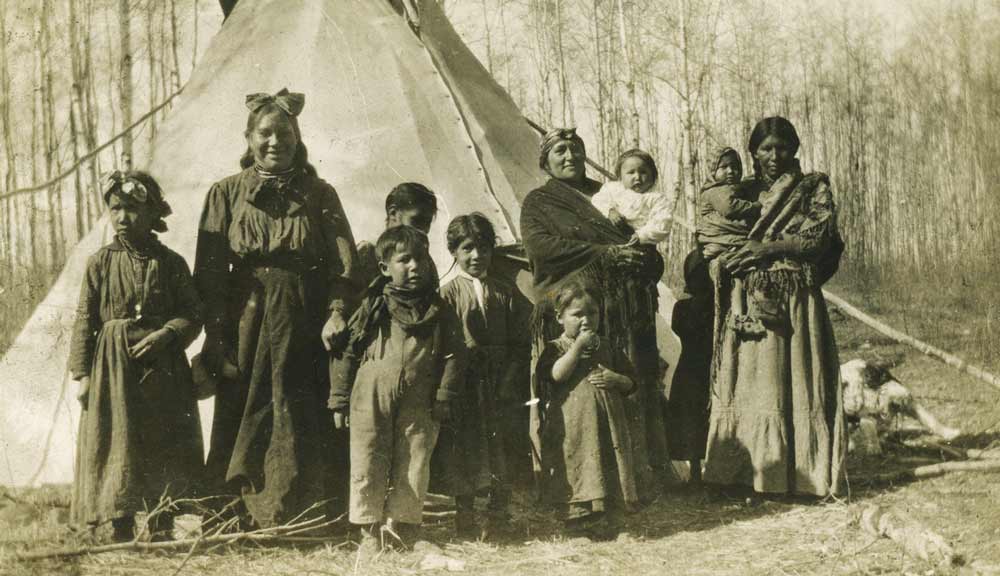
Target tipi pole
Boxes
[525,115,1000,394]
[821,290,1000,392]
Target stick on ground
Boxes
[861,505,962,567]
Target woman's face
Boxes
[247,110,298,172]
[754,135,795,180]
[545,139,586,182]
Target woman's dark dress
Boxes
[194,166,358,526]
[69,237,204,525]
[520,177,673,502]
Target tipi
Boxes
[0,0,680,487]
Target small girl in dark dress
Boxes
[666,249,714,483]
[69,171,203,542]
[536,281,639,540]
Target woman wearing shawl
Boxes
[520,128,672,513]
[194,89,359,526]
[703,116,846,496]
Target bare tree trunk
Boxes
[592,0,606,163]
[104,7,120,168]
[677,0,699,225]
[498,0,511,93]
[554,0,569,126]
[83,0,101,224]
[69,0,87,240]
[146,1,158,148]
[191,0,199,73]
[28,14,40,269]
[168,0,182,91]
[0,0,15,193]
[616,0,640,148]
[119,0,134,169]
[40,0,64,267]
[480,0,494,75]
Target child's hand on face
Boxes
[574,328,600,358]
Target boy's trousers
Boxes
[349,371,440,525]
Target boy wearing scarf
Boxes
[329,225,467,550]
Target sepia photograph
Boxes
[0,0,998,574]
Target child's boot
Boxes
[355,523,381,556]
[148,512,175,542]
[454,494,478,539]
[483,487,512,539]
[111,515,136,543]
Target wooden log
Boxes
[861,505,961,567]
[869,459,1000,484]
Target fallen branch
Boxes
[868,459,1000,484]
[861,505,962,567]
[966,448,1000,460]
[14,514,340,562]
[823,291,1000,393]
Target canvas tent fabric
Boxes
[0,0,680,487]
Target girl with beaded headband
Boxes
[69,170,204,542]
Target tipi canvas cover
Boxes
[1,0,679,487]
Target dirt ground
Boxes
[2,308,999,576]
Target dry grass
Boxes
[3,303,1000,575]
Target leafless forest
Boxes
[1,0,998,364]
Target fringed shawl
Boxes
[520,177,631,295]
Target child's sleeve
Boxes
[635,193,673,244]
[534,341,560,389]
[435,305,469,403]
[317,182,361,315]
[193,182,232,347]
[163,253,203,349]
[703,185,760,221]
[499,288,533,400]
[327,300,367,412]
[68,255,102,381]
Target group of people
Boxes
[67,88,847,549]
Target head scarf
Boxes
[102,170,172,232]
[709,147,741,174]
[538,127,586,170]
[245,88,305,117]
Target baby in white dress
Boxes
[591,149,671,245]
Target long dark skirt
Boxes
[222,265,333,527]
[72,320,203,525]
